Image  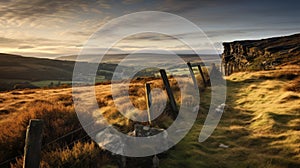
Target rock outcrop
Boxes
[222,33,300,75]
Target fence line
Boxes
[1,61,213,167]
[0,120,95,167]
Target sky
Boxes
[0,0,299,58]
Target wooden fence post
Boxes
[227,63,231,76]
[220,62,224,74]
[159,69,178,116]
[145,83,152,125]
[23,119,43,168]
[224,63,228,76]
[197,64,207,87]
[187,62,198,89]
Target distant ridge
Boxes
[56,53,219,63]
[0,53,121,91]
[0,53,75,81]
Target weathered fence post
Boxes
[197,64,207,87]
[187,62,198,89]
[145,83,152,125]
[220,62,224,74]
[227,63,231,76]
[23,119,43,168]
[224,63,228,76]
[234,63,236,73]
[159,69,178,116]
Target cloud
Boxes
[0,0,299,57]
[68,31,93,37]
[0,0,111,27]
[124,33,177,41]
[122,0,142,5]
[0,35,82,57]
[80,47,127,55]
[18,45,35,49]
[118,31,209,45]
[0,37,21,45]
[96,0,112,9]
[64,16,112,38]
[158,0,240,14]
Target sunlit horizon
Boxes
[0,0,299,58]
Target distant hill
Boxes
[56,54,131,63]
[0,51,220,91]
[222,33,300,71]
[0,53,119,91]
[56,53,218,65]
[0,53,75,81]
[56,55,78,61]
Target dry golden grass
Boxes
[11,141,111,168]
[0,86,103,167]
[1,65,299,167]
[0,76,195,167]
[285,76,300,92]
[226,65,300,161]
[161,65,300,168]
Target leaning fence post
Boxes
[187,62,198,89]
[159,69,178,116]
[145,83,152,125]
[23,119,43,168]
[197,64,207,87]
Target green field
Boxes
[31,76,106,87]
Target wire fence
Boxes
[0,63,212,167]
[0,120,101,167]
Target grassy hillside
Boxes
[0,64,299,167]
[161,65,300,168]
[0,53,122,91]
[0,53,75,81]
[0,76,190,167]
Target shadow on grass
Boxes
[160,76,300,168]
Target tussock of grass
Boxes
[1,65,299,167]
[1,76,195,167]
[11,141,112,168]
[0,101,89,166]
[162,65,300,167]
[285,76,300,92]
[0,86,108,167]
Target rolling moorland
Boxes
[0,33,299,167]
[0,53,127,91]
[0,53,207,91]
